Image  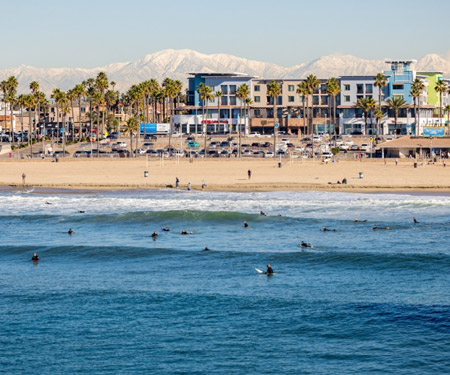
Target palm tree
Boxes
[16,94,26,152]
[123,116,138,157]
[73,83,86,139]
[6,76,18,145]
[411,78,425,135]
[95,72,109,138]
[297,81,311,137]
[215,90,223,133]
[435,79,448,128]
[1,80,8,139]
[326,78,340,136]
[374,73,388,135]
[445,104,450,135]
[267,80,281,154]
[386,97,407,137]
[305,74,320,135]
[24,94,36,157]
[197,83,214,156]
[374,109,384,137]
[356,97,376,135]
[237,83,250,157]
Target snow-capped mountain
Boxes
[1,49,449,94]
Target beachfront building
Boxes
[176,72,255,134]
[174,61,449,137]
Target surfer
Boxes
[260,211,267,216]
[301,241,312,248]
[77,210,85,213]
[354,218,367,223]
[151,231,158,238]
[322,226,336,232]
[266,264,273,274]
[203,247,210,251]
[162,227,170,232]
[413,217,419,224]
[68,229,74,235]
[181,230,188,235]
[372,225,390,230]
[243,221,249,228]
[31,252,39,261]
[45,201,52,205]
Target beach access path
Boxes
[1,158,449,192]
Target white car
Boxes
[248,132,260,137]
[265,151,275,158]
[360,143,370,151]
[339,144,349,151]
[321,151,333,158]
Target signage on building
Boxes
[140,123,170,133]
[200,120,229,124]
[423,127,444,137]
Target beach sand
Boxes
[1,158,449,192]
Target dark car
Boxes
[219,141,230,147]
[351,131,363,135]
[262,142,272,148]
[106,134,118,140]
[53,150,70,157]
[251,142,261,147]
[73,150,89,158]
[146,149,157,155]
[144,134,157,140]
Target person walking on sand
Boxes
[202,180,207,190]
[22,173,26,187]
[176,177,179,188]
[187,182,191,191]
[248,169,252,180]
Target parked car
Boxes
[360,143,370,152]
[142,142,154,148]
[219,141,230,147]
[248,132,260,137]
[351,144,359,151]
[73,150,89,158]
[220,150,229,156]
[144,134,157,140]
[265,151,275,158]
[187,141,200,147]
[53,150,70,157]
[321,151,333,158]
[339,144,349,151]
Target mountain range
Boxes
[1,49,449,94]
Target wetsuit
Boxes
[31,255,39,261]
[267,266,274,274]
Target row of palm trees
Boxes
[1,73,184,158]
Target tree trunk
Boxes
[273,97,276,154]
[78,98,82,140]
[28,108,33,158]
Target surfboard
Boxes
[255,268,266,274]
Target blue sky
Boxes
[1,0,449,69]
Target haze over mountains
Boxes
[1,49,449,94]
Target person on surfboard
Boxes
[266,264,273,274]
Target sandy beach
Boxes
[1,158,450,192]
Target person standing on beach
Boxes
[248,169,252,179]
[176,177,179,188]
[187,182,191,191]
[22,173,26,186]
[202,181,207,190]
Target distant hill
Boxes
[1,49,449,94]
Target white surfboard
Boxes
[255,268,265,274]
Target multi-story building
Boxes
[176,61,449,137]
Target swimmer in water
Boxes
[78,210,85,213]
[203,247,210,251]
[151,231,158,238]
[31,252,39,261]
[162,227,170,232]
[354,218,367,223]
[68,229,74,235]
[266,264,274,274]
[260,211,267,216]
[181,230,188,235]
[322,226,336,232]
[45,201,52,205]
[243,221,249,228]
[413,217,419,224]
[301,241,312,248]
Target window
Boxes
[254,109,261,116]
[229,96,237,105]
[277,96,282,105]
[344,84,350,91]
[321,96,328,105]
[254,96,260,103]
[288,85,295,92]
[393,84,404,90]
[357,84,364,94]
[320,84,326,92]
[344,95,350,102]
[365,84,373,94]
[254,85,260,92]
[221,85,228,94]
[343,109,351,118]
[366,95,372,99]
[299,96,304,103]
[313,96,319,105]
[357,95,363,101]
[229,85,236,95]
[209,85,215,91]
[221,96,228,105]
[81,107,86,113]
[288,96,294,102]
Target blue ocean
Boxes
[0,189,449,374]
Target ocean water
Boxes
[0,188,449,374]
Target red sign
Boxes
[201,120,229,124]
